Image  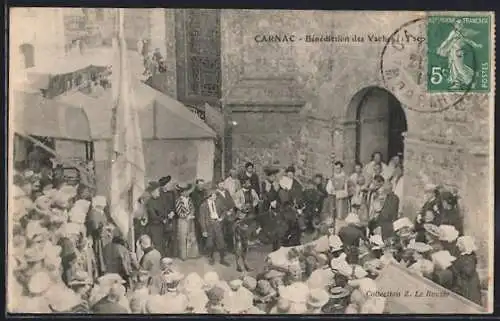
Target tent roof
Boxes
[56,79,216,140]
[12,90,92,141]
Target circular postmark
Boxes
[380,17,477,113]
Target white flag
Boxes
[109,9,146,241]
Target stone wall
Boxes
[230,110,303,176]
[220,10,493,269]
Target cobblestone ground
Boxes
[172,220,348,282]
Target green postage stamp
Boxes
[427,15,491,92]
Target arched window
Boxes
[19,43,35,68]
[176,9,221,106]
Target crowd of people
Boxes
[8,150,484,314]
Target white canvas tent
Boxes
[56,78,217,196]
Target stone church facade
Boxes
[218,10,491,270]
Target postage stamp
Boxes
[427,16,491,93]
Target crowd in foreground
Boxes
[8,151,485,313]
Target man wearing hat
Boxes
[284,165,304,207]
[238,162,261,196]
[306,288,330,313]
[415,183,441,242]
[439,190,464,235]
[199,189,231,266]
[102,228,135,289]
[338,213,368,264]
[370,180,399,240]
[159,176,178,257]
[234,179,260,215]
[149,257,177,295]
[145,181,169,257]
[215,179,237,252]
[261,166,281,212]
[190,179,208,253]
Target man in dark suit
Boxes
[260,167,281,212]
[199,189,231,266]
[284,166,304,207]
[145,181,168,257]
[215,179,236,252]
[158,176,177,257]
[375,182,400,241]
[190,179,207,253]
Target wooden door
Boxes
[357,89,390,164]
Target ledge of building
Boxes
[222,76,306,112]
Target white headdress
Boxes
[456,236,478,255]
[438,225,459,242]
[345,212,361,226]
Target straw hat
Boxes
[176,182,193,193]
[331,258,353,278]
[329,286,351,299]
[306,288,330,308]
[68,271,93,287]
[98,273,126,286]
[438,225,459,242]
[393,217,414,232]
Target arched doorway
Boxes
[345,87,407,168]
